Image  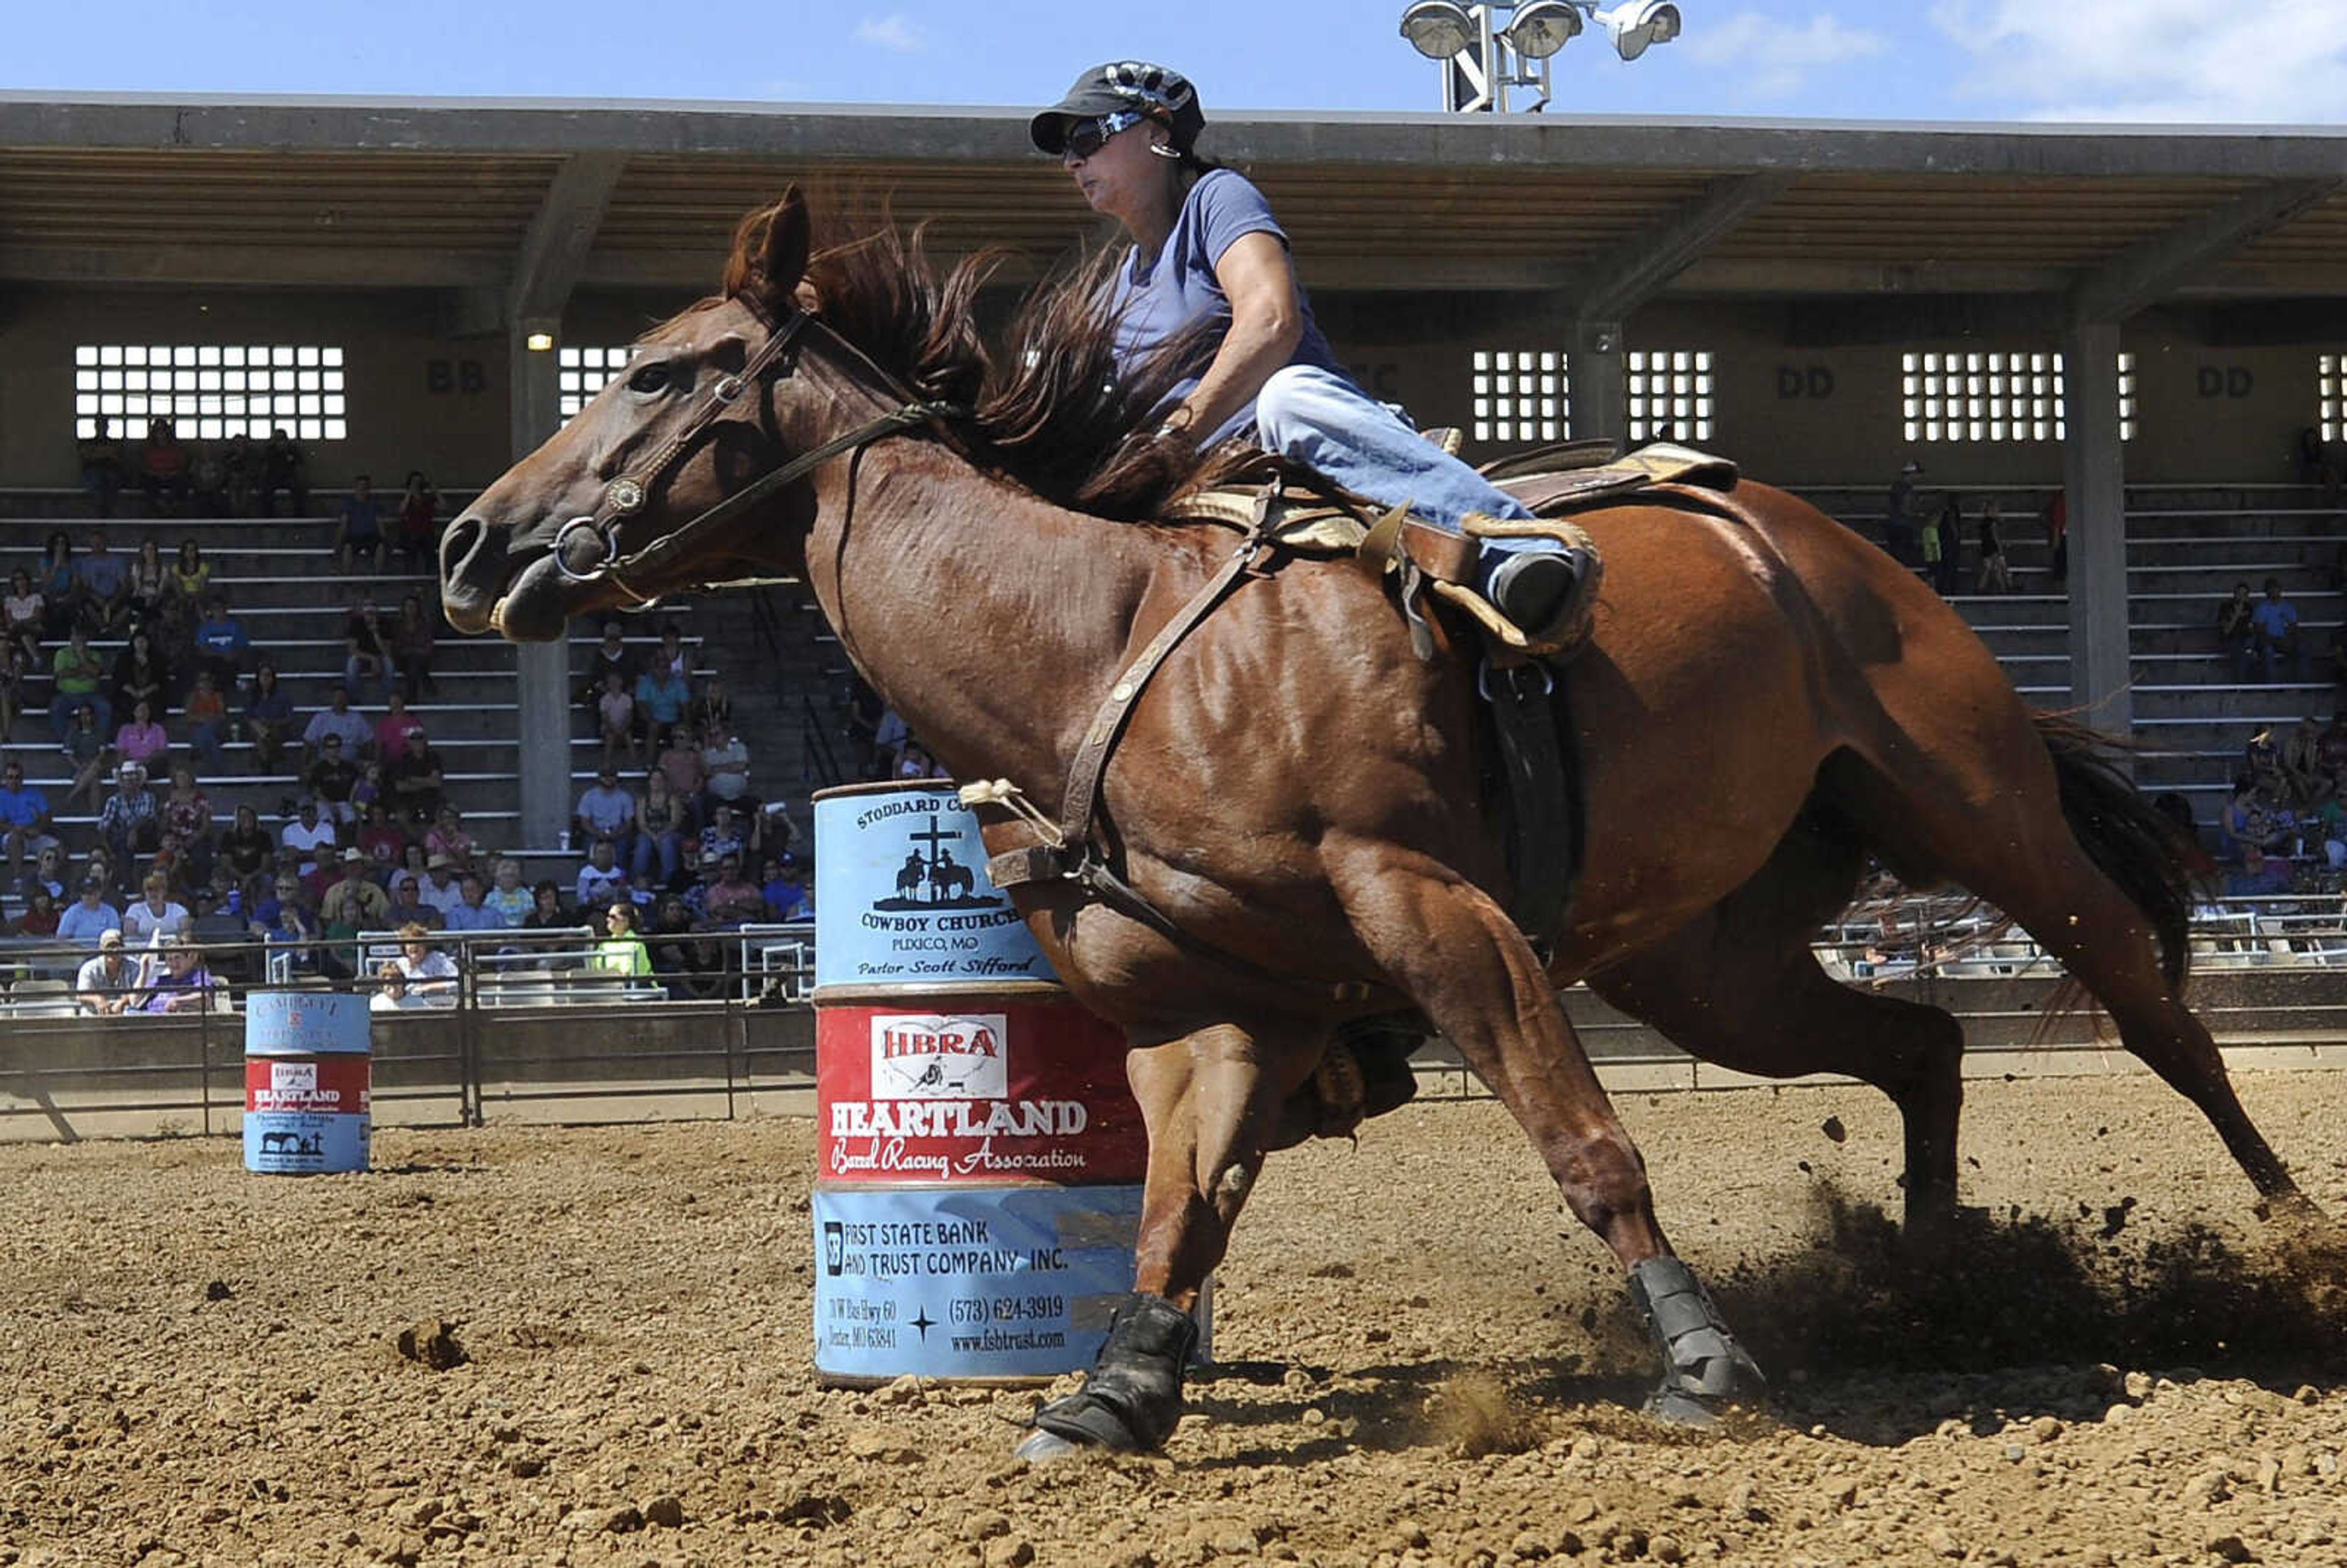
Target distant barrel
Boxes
[242,991,371,1175]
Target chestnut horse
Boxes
[442,191,2307,1456]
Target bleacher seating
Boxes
[0,502,518,916]
[1792,480,2347,830]
[0,488,853,926]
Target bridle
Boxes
[548,296,968,605]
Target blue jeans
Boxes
[189,719,226,775]
[633,829,681,888]
[1252,365,1555,592]
[343,654,384,704]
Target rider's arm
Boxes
[1161,232,1302,444]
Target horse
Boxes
[441,188,2312,1457]
[928,855,976,903]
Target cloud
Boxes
[1683,11,1890,99]
[853,13,926,54]
[1931,0,2347,122]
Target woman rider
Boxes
[1030,61,1592,643]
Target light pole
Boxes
[1399,1,1681,112]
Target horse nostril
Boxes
[441,516,487,577]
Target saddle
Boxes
[1161,437,1738,661]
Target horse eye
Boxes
[627,362,671,395]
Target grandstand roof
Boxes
[2,92,2345,300]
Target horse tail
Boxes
[2033,711,2209,992]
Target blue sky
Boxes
[6,0,2345,125]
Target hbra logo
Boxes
[880,1020,1000,1060]
[869,1013,1010,1101]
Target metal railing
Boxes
[5,897,2346,1140]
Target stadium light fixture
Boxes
[1591,1,1681,61]
[525,332,556,352]
[1400,1,1677,111]
[1502,0,1583,59]
[1400,1,1478,59]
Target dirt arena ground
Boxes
[7,1071,2347,1567]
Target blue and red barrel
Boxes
[810,780,1199,1383]
[241,990,372,1174]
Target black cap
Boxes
[1030,61,1203,156]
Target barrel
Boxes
[242,991,371,1175]
[810,780,1203,1383]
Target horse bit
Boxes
[548,299,966,604]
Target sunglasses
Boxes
[1061,109,1149,161]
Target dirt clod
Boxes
[392,1317,466,1371]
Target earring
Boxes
[1147,143,1182,161]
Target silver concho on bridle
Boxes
[551,477,648,584]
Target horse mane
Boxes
[703,196,1285,522]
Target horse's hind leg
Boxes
[1330,841,1763,1422]
[1016,1017,1317,1460]
[1587,824,1967,1231]
[1831,730,2307,1216]
[1963,846,2301,1211]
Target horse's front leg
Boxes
[1015,1019,1319,1461]
[1331,843,1766,1423]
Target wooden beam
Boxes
[2070,178,2341,323]
[1569,171,1794,322]
[506,150,627,326]
[0,243,503,288]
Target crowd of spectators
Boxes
[7,469,818,1005]
[79,419,323,522]
[2213,718,2347,896]
[562,619,810,998]
[0,441,461,967]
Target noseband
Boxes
[551,299,967,604]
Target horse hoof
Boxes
[1643,1387,1728,1427]
[1013,1427,1090,1464]
[2254,1190,2330,1231]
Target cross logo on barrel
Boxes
[870,814,1005,913]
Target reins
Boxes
[549,298,968,604]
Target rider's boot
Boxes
[1479,534,1603,650]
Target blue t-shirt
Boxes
[0,783,49,829]
[76,551,125,598]
[340,495,382,540]
[194,615,249,656]
[635,672,689,725]
[1107,169,1350,446]
[56,901,121,945]
[2252,599,2299,640]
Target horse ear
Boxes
[762,186,811,297]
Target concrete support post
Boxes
[509,320,574,851]
[1570,318,1625,452]
[2060,320,2131,747]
